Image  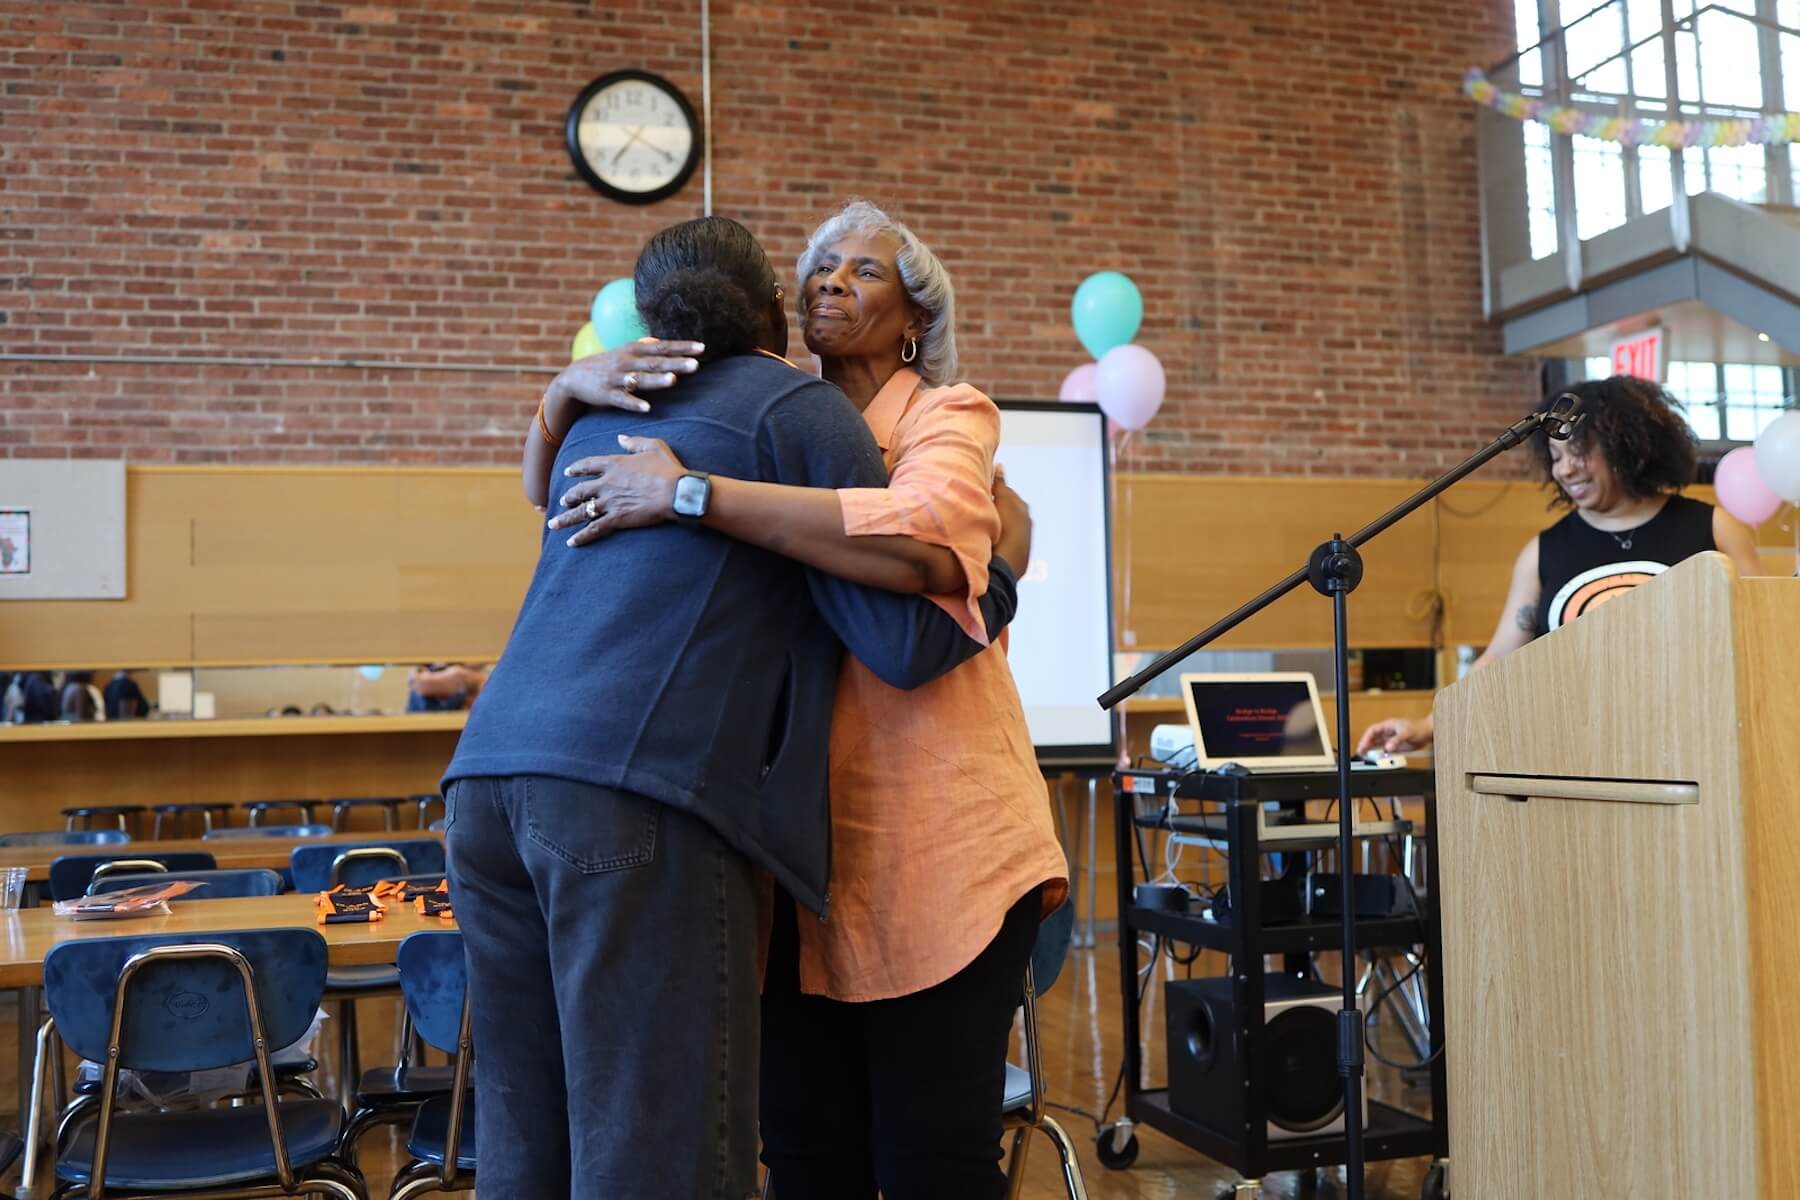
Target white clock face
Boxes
[576,79,694,195]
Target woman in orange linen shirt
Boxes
[545,200,1068,1200]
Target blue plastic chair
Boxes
[384,931,473,1200]
[290,840,445,1113]
[48,853,218,903]
[36,929,367,1199]
[56,869,317,1143]
[204,824,333,840]
[88,868,287,900]
[289,840,445,894]
[0,830,129,848]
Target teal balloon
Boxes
[1070,271,1143,359]
[590,277,647,350]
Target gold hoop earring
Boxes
[901,337,918,364]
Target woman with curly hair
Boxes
[1358,375,1763,754]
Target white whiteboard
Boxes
[995,402,1116,762]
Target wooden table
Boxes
[0,830,446,885]
[0,894,452,989]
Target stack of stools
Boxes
[243,799,321,827]
[59,805,147,836]
[148,802,235,839]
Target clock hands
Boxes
[609,125,677,167]
[610,127,645,166]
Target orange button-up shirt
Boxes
[802,368,1070,1002]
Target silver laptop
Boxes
[1178,672,1337,773]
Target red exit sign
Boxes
[1610,329,1664,382]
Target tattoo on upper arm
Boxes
[1514,604,1538,633]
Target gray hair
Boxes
[796,199,958,386]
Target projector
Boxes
[1150,723,1196,765]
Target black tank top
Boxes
[1533,494,1715,637]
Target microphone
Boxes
[1543,391,1586,441]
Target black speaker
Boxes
[1165,974,1360,1140]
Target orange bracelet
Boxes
[536,398,562,448]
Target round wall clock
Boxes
[565,70,700,205]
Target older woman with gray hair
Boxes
[541,200,1069,1200]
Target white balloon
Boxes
[1753,411,1800,503]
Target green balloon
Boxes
[1070,271,1143,360]
[590,277,648,350]
[571,322,602,362]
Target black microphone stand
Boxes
[1097,395,1583,1199]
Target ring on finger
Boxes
[585,498,598,520]
[622,371,639,392]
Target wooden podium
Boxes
[1434,552,1800,1196]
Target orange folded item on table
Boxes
[415,887,452,921]
[316,885,386,925]
[374,878,446,904]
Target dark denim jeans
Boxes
[446,776,759,1199]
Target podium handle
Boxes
[1469,774,1699,806]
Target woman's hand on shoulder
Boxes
[548,436,689,547]
[547,339,705,415]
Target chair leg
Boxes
[1003,1126,1033,1200]
[382,804,396,832]
[55,1094,97,1153]
[341,1105,407,1157]
[336,998,361,1114]
[389,1158,447,1200]
[1036,1115,1090,1200]
[308,1157,374,1200]
[333,804,348,833]
[48,1037,66,1118]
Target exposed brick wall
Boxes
[1,0,1537,472]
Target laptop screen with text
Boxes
[1185,676,1330,763]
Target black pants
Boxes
[759,886,1043,1200]
[447,776,760,1200]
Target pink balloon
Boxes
[1715,445,1783,525]
[1094,344,1165,431]
[1059,362,1097,403]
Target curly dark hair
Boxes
[1529,375,1698,506]
[632,216,777,361]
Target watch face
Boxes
[673,473,709,518]
[568,71,699,204]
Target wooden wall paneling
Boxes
[1109,475,1441,652]
[1,466,541,669]
[0,724,462,829]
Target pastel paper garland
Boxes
[1464,67,1800,147]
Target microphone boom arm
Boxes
[1097,401,1580,711]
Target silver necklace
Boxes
[1608,528,1636,552]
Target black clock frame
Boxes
[564,69,702,206]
